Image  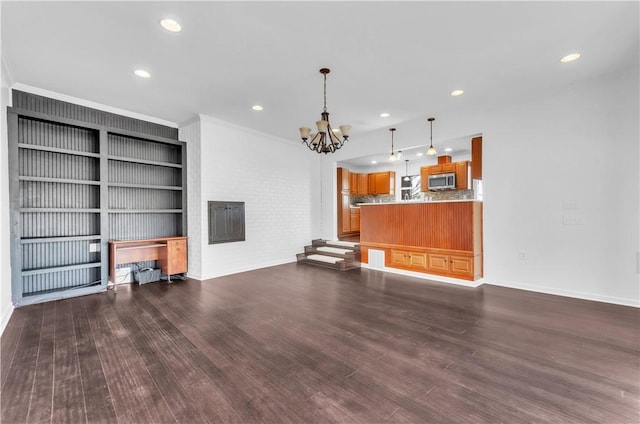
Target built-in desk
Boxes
[109,236,188,290]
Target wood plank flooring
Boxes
[1,263,638,423]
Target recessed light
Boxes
[560,53,581,63]
[252,105,263,111]
[371,160,377,164]
[450,89,464,96]
[444,148,452,152]
[134,69,151,78]
[416,152,423,157]
[160,18,182,33]
[379,112,390,118]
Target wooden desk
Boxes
[109,236,188,290]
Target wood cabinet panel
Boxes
[428,254,449,272]
[349,209,360,232]
[471,136,482,180]
[350,172,358,195]
[357,173,369,195]
[341,195,351,233]
[450,255,473,277]
[162,238,188,275]
[456,161,469,190]
[368,171,395,195]
[340,167,350,192]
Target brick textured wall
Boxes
[189,115,320,280]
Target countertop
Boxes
[358,199,481,206]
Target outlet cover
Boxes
[89,243,100,252]
[563,215,585,225]
[562,200,580,210]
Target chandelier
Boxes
[427,117,437,155]
[299,68,351,154]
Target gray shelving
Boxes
[8,90,186,306]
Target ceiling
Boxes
[2,1,639,163]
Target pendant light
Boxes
[388,128,397,161]
[403,159,410,182]
[299,68,351,154]
[426,117,437,156]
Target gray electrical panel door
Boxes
[208,201,245,244]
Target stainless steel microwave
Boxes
[428,172,456,190]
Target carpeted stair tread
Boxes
[305,254,345,264]
[326,240,359,248]
[317,246,353,255]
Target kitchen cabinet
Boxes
[427,253,473,278]
[471,136,482,180]
[340,167,350,193]
[390,250,427,270]
[420,161,469,191]
[341,196,351,233]
[350,172,358,195]
[337,167,358,235]
[357,173,369,195]
[349,208,360,232]
[368,171,395,195]
[455,161,469,190]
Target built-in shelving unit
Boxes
[8,90,186,306]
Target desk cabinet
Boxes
[159,238,188,275]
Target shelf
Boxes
[19,176,101,185]
[21,235,101,244]
[108,182,182,191]
[22,262,102,277]
[18,143,100,158]
[108,155,182,168]
[108,209,183,214]
[20,208,101,213]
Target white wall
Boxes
[187,114,322,280]
[179,118,202,278]
[0,52,15,331]
[321,67,639,306]
[483,67,639,306]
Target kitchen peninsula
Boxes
[359,200,483,280]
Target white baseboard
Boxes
[486,279,640,308]
[0,303,15,337]
[361,263,484,288]
[199,258,297,281]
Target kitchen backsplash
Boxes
[351,190,475,205]
[350,194,395,205]
[425,189,475,201]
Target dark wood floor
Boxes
[1,264,638,424]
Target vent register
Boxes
[8,91,187,305]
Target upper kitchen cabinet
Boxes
[356,173,369,195]
[339,167,350,193]
[420,160,470,191]
[368,171,395,195]
[471,136,482,180]
[349,172,358,195]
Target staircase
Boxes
[296,239,361,271]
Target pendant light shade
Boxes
[403,160,410,182]
[427,117,437,156]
